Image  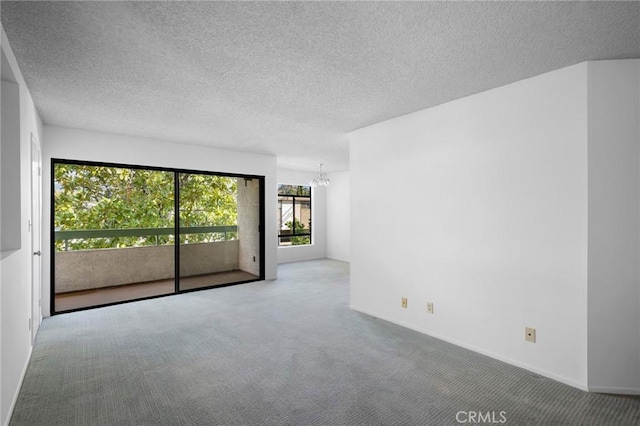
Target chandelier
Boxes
[310,163,330,187]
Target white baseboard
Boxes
[349,304,589,393]
[588,386,640,395]
[3,345,32,426]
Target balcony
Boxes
[54,226,260,311]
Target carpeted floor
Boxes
[9,259,640,425]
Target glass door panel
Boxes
[178,173,260,290]
[53,163,175,312]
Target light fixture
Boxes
[310,163,330,187]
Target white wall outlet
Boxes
[525,327,536,343]
[401,297,408,308]
[427,302,434,314]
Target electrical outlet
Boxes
[401,297,408,308]
[525,327,536,343]
[427,302,434,314]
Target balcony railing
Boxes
[55,225,238,251]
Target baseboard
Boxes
[349,304,589,393]
[326,255,350,263]
[588,386,640,395]
[3,345,32,426]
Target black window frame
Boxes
[277,184,312,246]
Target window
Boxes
[278,184,311,246]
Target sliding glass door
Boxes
[53,164,176,311]
[52,160,264,313]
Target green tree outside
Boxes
[54,164,237,251]
[284,218,311,245]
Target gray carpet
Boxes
[9,259,640,425]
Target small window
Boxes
[278,184,311,246]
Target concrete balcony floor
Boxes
[55,270,259,312]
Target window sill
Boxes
[278,244,314,249]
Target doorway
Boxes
[51,160,264,313]
[30,133,42,342]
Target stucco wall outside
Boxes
[179,240,239,277]
[55,240,239,293]
[238,178,260,276]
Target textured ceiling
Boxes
[2,1,639,172]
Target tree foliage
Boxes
[178,173,237,244]
[284,218,311,245]
[54,164,237,251]
[278,184,310,196]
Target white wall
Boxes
[1,27,44,425]
[586,60,640,393]
[42,125,278,317]
[350,59,640,394]
[326,171,350,262]
[350,62,590,390]
[277,168,327,263]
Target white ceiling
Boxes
[2,1,639,172]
